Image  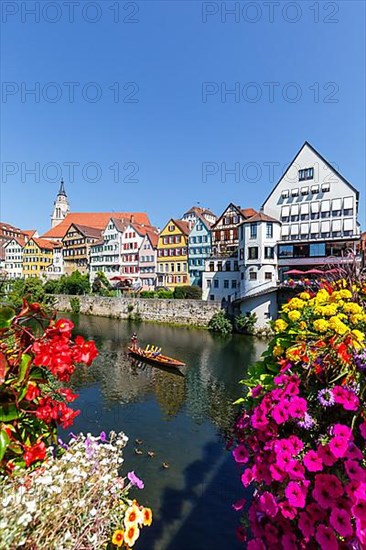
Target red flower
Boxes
[23,441,46,467]
[55,319,74,336]
[58,387,79,402]
[58,404,80,428]
[73,336,98,365]
[25,382,40,401]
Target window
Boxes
[239,248,244,260]
[299,167,314,181]
[291,188,299,197]
[248,247,258,259]
[224,280,229,289]
[266,223,273,238]
[264,247,274,259]
[300,203,310,220]
[281,189,289,199]
[250,223,257,239]
[311,184,319,194]
[265,272,272,280]
[225,261,231,271]
[231,280,237,288]
[310,243,326,257]
[168,225,175,231]
[214,279,219,288]
[321,182,330,192]
[281,205,290,221]
[301,186,309,196]
[343,197,354,216]
[207,279,211,288]
[217,262,222,272]
[249,270,257,280]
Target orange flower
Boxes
[124,524,140,547]
[141,507,153,527]
[112,529,124,547]
[124,503,142,527]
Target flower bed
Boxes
[0,300,152,548]
[232,281,366,549]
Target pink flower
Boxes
[318,444,337,467]
[354,483,366,502]
[288,460,305,480]
[312,474,343,509]
[279,500,297,519]
[352,499,366,523]
[344,460,366,482]
[303,450,323,472]
[345,442,363,461]
[281,532,298,550]
[247,539,266,550]
[232,498,246,511]
[251,385,263,398]
[329,436,349,458]
[333,386,359,411]
[333,423,354,440]
[330,507,353,538]
[360,422,366,439]
[306,502,327,522]
[276,451,294,470]
[258,491,278,518]
[315,525,339,550]
[288,396,307,418]
[285,481,308,508]
[298,511,315,539]
[241,468,254,487]
[288,435,304,454]
[274,438,295,455]
[270,462,287,482]
[271,401,290,424]
[233,444,249,464]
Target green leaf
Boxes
[0,306,16,329]
[233,397,245,405]
[0,402,19,421]
[17,354,32,385]
[0,429,10,462]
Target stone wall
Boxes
[54,295,222,327]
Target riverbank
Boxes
[54,294,221,328]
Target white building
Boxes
[262,141,360,278]
[4,237,24,279]
[181,206,217,229]
[237,212,281,298]
[202,256,239,303]
[45,243,64,279]
[89,218,127,283]
[51,179,70,229]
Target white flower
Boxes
[17,512,32,525]
[25,500,37,513]
[89,507,97,517]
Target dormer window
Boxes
[311,184,320,194]
[301,186,309,196]
[281,189,289,199]
[291,188,299,197]
[299,168,314,181]
[321,183,330,192]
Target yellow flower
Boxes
[112,530,125,547]
[287,297,306,310]
[273,344,284,357]
[124,524,140,547]
[124,504,143,528]
[141,507,153,527]
[339,289,352,299]
[351,330,365,342]
[286,346,302,362]
[313,319,329,333]
[299,292,310,300]
[315,288,330,304]
[329,316,349,335]
[343,302,363,315]
[274,319,288,333]
[288,310,301,322]
[299,321,307,330]
[350,313,366,325]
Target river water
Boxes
[62,314,267,550]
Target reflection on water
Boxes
[62,314,267,550]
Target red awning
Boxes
[286,269,305,275]
[110,276,132,281]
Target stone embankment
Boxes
[54,295,221,328]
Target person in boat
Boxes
[152,347,162,357]
[130,333,138,349]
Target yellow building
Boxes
[22,238,56,279]
[157,219,190,289]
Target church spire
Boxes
[51,179,70,229]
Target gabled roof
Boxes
[4,236,25,248]
[212,203,257,228]
[193,212,212,230]
[42,212,151,239]
[64,223,102,239]
[172,219,190,235]
[130,222,158,237]
[23,230,38,240]
[261,141,360,208]
[110,218,128,233]
[30,238,58,250]
[242,212,280,224]
[240,208,257,218]
[184,206,217,218]
[145,231,159,248]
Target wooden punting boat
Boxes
[128,346,186,368]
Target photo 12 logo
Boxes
[1,82,139,104]
[1,161,139,184]
[201,2,339,24]
[202,82,339,104]
[1,1,140,24]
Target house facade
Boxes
[4,237,25,279]
[157,219,190,289]
[181,206,217,229]
[138,231,158,290]
[23,238,56,278]
[62,224,102,275]
[237,212,281,299]
[89,218,126,283]
[201,255,239,302]
[45,243,64,279]
[262,142,360,278]
[211,203,257,257]
[188,215,212,286]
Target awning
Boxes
[110,276,132,281]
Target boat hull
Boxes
[128,347,185,368]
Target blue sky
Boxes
[1,0,365,233]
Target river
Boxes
[61,314,267,550]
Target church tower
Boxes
[51,179,70,228]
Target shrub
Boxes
[43,279,61,294]
[173,285,202,300]
[92,271,112,294]
[208,310,233,334]
[58,271,90,295]
[156,289,174,299]
[235,312,257,334]
[140,291,156,298]
[69,296,80,314]
[7,277,45,309]
[232,280,366,548]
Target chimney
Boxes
[130,214,134,223]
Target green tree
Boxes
[208,310,233,335]
[7,278,46,309]
[173,285,202,300]
[58,271,90,295]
